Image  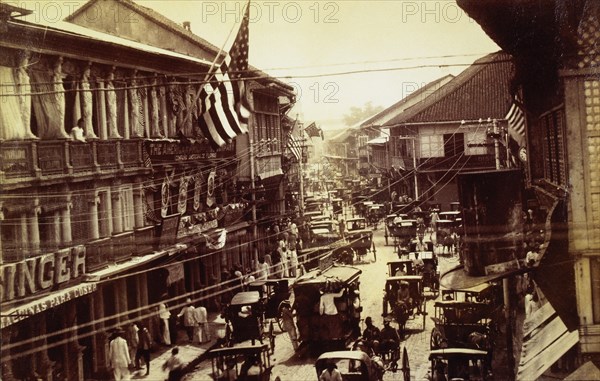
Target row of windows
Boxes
[419,132,488,158]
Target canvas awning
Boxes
[517,301,579,381]
[564,361,600,381]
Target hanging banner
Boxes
[206,170,216,207]
[193,173,202,211]
[166,263,185,285]
[206,228,227,250]
[161,175,170,217]
[178,175,189,214]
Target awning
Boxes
[517,301,579,381]
[564,361,600,381]
[1,281,98,329]
[258,168,283,180]
[84,243,188,282]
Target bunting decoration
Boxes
[206,170,216,207]
[177,175,189,214]
[506,94,527,164]
[193,173,202,211]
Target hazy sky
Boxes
[134,1,499,129]
[22,0,500,130]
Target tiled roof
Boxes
[385,51,515,125]
[360,74,454,127]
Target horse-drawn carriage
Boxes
[209,343,273,381]
[293,261,362,352]
[406,251,439,297]
[382,275,427,338]
[429,300,494,352]
[222,291,275,351]
[429,348,491,381]
[247,279,292,332]
[387,219,417,252]
[345,218,376,262]
[315,351,387,381]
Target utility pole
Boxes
[298,117,305,216]
[249,133,258,268]
[488,119,515,380]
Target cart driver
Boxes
[397,282,412,310]
[412,252,425,273]
[362,316,381,351]
[378,316,400,354]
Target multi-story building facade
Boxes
[455,0,599,379]
[0,2,294,380]
[382,52,512,209]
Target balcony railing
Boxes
[417,154,496,171]
[0,139,147,184]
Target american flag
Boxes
[286,133,302,161]
[198,2,251,148]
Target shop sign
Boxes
[159,214,181,248]
[146,141,217,161]
[1,282,97,328]
[177,214,219,239]
[1,245,86,303]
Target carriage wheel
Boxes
[401,347,410,381]
[372,241,377,262]
[277,302,291,332]
[268,321,276,354]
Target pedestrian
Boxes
[108,328,131,381]
[135,323,152,376]
[193,304,210,343]
[288,244,298,278]
[126,323,139,367]
[319,360,342,381]
[338,218,345,239]
[177,298,197,343]
[256,256,269,280]
[158,303,172,345]
[350,289,362,338]
[281,305,299,351]
[162,347,184,381]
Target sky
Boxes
[20,0,500,130]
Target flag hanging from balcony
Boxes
[286,134,302,161]
[198,1,251,148]
[506,95,527,163]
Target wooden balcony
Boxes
[417,154,496,171]
[0,139,147,185]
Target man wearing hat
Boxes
[108,327,130,381]
[379,317,400,354]
[177,298,197,343]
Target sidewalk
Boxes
[130,312,222,381]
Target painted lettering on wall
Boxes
[0,245,86,302]
[0,282,97,329]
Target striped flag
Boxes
[506,99,526,148]
[198,2,251,148]
[506,96,527,164]
[286,134,302,161]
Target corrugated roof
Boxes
[65,0,293,91]
[385,52,515,125]
[8,18,213,67]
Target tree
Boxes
[343,101,384,127]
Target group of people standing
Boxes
[106,297,211,381]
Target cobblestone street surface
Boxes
[182,217,461,381]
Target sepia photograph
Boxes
[0,0,598,380]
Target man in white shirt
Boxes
[319,288,345,315]
[108,328,131,381]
